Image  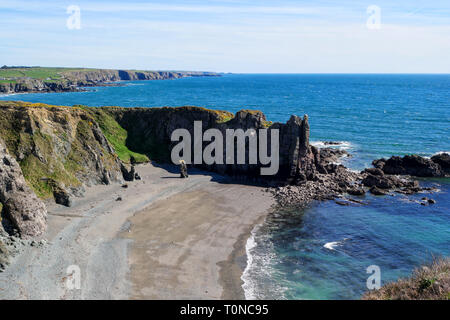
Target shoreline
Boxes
[0,163,273,299]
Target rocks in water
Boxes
[0,139,47,237]
[347,187,366,196]
[179,160,188,178]
[373,154,449,177]
[362,174,393,189]
[369,186,388,196]
[420,197,436,205]
[431,153,450,176]
[319,148,350,164]
[335,200,351,206]
[363,168,384,176]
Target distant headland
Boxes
[0,66,220,94]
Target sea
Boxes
[1,74,449,299]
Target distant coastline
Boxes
[0,66,220,94]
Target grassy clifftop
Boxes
[363,257,450,300]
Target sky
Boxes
[0,0,449,73]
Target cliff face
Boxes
[0,102,126,201]
[0,69,219,94]
[0,101,317,236]
[105,106,317,183]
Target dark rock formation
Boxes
[52,184,72,207]
[431,153,450,175]
[319,148,350,164]
[347,187,365,196]
[179,161,188,178]
[106,107,318,184]
[369,186,388,196]
[0,139,47,237]
[121,163,135,182]
[373,154,449,177]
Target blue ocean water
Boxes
[2,74,449,299]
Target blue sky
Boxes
[0,0,449,73]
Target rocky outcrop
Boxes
[0,138,47,237]
[373,154,450,177]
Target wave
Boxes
[241,225,259,300]
[311,140,354,150]
[0,93,19,97]
[241,223,287,300]
[431,151,450,157]
[323,238,350,251]
[323,241,341,250]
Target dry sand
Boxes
[0,163,273,299]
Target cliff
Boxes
[0,67,220,94]
[0,101,318,236]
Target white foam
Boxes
[323,241,341,250]
[431,151,450,157]
[311,140,354,150]
[324,238,349,250]
[241,225,260,300]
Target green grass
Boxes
[363,257,450,300]
[0,67,107,84]
[82,106,149,164]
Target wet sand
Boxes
[0,163,273,299]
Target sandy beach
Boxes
[0,163,273,299]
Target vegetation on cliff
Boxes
[0,101,124,199]
[81,106,149,164]
[363,257,450,300]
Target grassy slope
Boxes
[0,67,90,82]
[0,101,148,198]
[363,257,450,300]
[81,106,149,163]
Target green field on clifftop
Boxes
[0,67,92,82]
